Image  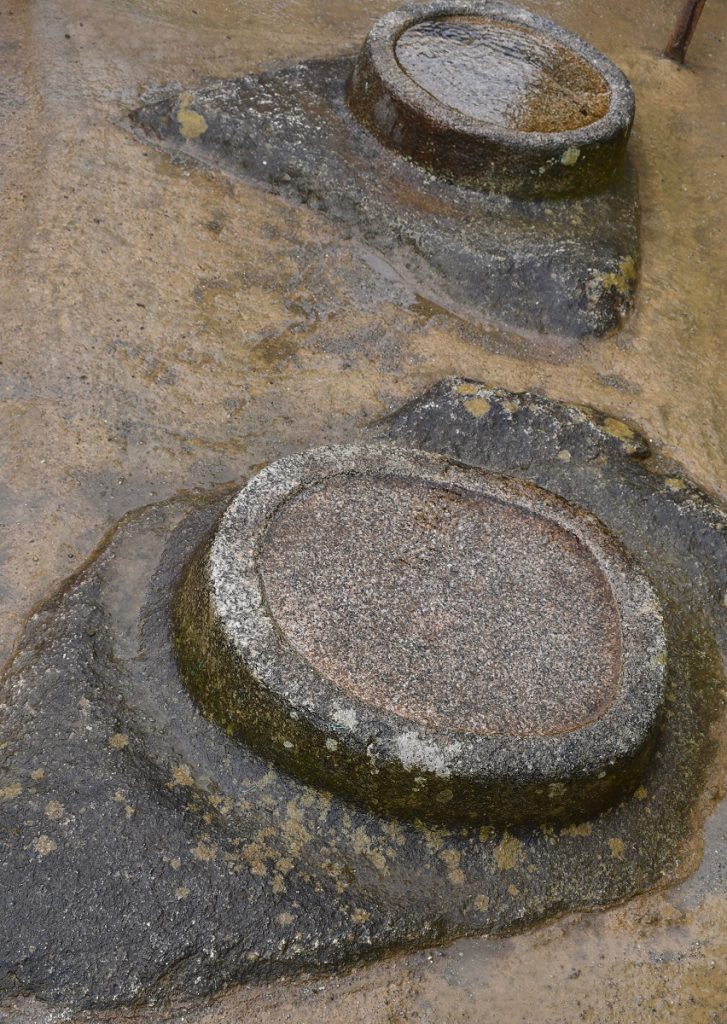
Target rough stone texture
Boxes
[0,380,725,1010]
[175,444,665,826]
[347,2,635,199]
[130,44,639,339]
[261,473,623,736]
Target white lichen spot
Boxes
[557,450,572,462]
[473,894,490,912]
[30,768,44,782]
[175,886,190,900]
[33,835,57,857]
[394,732,458,778]
[507,884,521,897]
[561,147,580,166]
[109,733,129,750]
[638,595,661,617]
[331,706,358,731]
[277,911,295,926]
[325,738,339,752]
[351,908,370,924]
[282,740,294,750]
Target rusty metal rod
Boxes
[664,0,708,62]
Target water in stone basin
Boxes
[395,16,611,132]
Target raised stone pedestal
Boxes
[175,445,665,826]
[348,1,635,199]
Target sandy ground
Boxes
[1,0,726,1020]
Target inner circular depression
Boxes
[258,474,623,737]
[394,16,610,132]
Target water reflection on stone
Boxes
[395,17,610,131]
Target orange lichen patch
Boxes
[608,838,626,860]
[463,397,492,418]
[45,800,64,820]
[33,835,57,856]
[192,842,217,862]
[495,832,526,871]
[170,764,195,787]
[602,417,635,441]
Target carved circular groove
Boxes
[176,445,666,826]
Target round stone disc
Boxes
[175,445,666,826]
[347,1,635,199]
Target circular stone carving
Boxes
[175,445,666,826]
[347,1,635,199]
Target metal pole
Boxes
[664,0,708,63]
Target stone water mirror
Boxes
[131,2,639,339]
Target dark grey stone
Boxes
[129,27,639,338]
[1,380,725,1010]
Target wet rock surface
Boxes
[1,379,725,1010]
[394,16,610,131]
[348,2,635,199]
[131,29,638,338]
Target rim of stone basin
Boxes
[346,0,636,199]
[176,444,666,825]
